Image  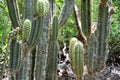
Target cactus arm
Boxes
[6,0,22,28]
[9,39,16,70]
[81,0,92,39]
[69,37,78,64]
[70,40,84,80]
[49,0,55,16]
[96,0,109,71]
[36,0,49,18]
[24,0,33,20]
[27,17,43,49]
[13,41,21,70]
[22,19,31,42]
[58,0,75,27]
[46,16,58,80]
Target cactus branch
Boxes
[58,0,75,27]
[6,0,22,28]
[81,0,92,39]
[73,4,87,44]
[24,0,33,20]
[46,16,58,80]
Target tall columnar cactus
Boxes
[81,0,92,40]
[46,15,58,80]
[84,0,110,79]
[96,0,109,72]
[69,37,84,80]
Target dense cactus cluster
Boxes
[6,0,112,79]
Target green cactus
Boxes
[46,15,58,80]
[6,0,22,28]
[12,41,21,70]
[69,38,84,80]
[81,0,92,39]
[27,18,43,49]
[96,1,109,72]
[59,0,75,26]
[36,0,49,17]
[22,19,31,41]
[69,37,78,67]
[9,39,17,70]
[27,0,49,49]
[9,39,21,80]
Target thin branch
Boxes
[73,4,87,44]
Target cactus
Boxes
[35,14,50,80]
[36,0,49,17]
[9,39,21,80]
[46,15,58,80]
[6,0,22,28]
[69,37,78,66]
[69,38,84,80]
[59,0,75,27]
[27,0,49,49]
[22,19,31,41]
[81,0,92,39]
[96,0,109,71]
[6,0,111,79]
[27,18,44,49]
[12,41,21,70]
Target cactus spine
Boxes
[69,37,84,80]
[22,19,31,41]
[46,15,58,80]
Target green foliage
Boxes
[109,1,120,53]
[0,1,10,61]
